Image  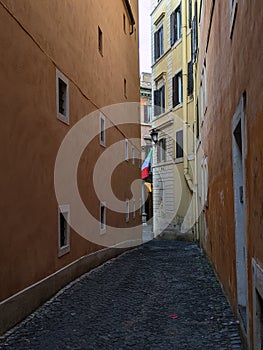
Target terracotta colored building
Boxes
[197,1,263,348]
[0,0,140,334]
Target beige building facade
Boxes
[151,0,196,239]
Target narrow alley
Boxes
[0,240,243,350]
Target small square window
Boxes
[126,200,130,222]
[100,202,106,234]
[125,139,129,161]
[98,26,103,55]
[100,114,106,147]
[56,69,69,125]
[58,205,70,257]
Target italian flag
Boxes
[141,149,152,179]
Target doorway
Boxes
[232,94,248,331]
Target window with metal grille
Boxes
[176,130,183,159]
[58,205,70,257]
[56,69,69,124]
[170,4,182,46]
[100,114,106,146]
[154,85,165,116]
[124,78,127,98]
[154,26,164,61]
[100,203,106,233]
[173,71,182,107]
[98,26,103,55]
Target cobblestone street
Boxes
[0,240,243,349]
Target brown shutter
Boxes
[188,61,193,96]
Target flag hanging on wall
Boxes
[141,149,152,179]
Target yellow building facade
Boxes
[151,0,198,239]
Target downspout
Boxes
[182,0,194,192]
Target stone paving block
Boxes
[0,240,243,349]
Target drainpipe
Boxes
[182,0,194,192]
[193,59,199,241]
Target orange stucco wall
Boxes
[200,0,263,346]
[0,0,140,301]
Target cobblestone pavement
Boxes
[0,240,243,349]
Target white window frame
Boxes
[100,113,106,147]
[100,202,106,234]
[126,199,130,222]
[58,204,70,257]
[125,139,129,161]
[56,69,69,125]
[132,147,135,164]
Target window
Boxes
[132,147,135,164]
[100,114,106,147]
[124,78,127,98]
[123,14,126,34]
[100,202,106,233]
[157,138,166,163]
[191,1,198,62]
[126,200,130,222]
[56,69,69,125]
[230,0,238,38]
[133,199,136,219]
[176,130,183,159]
[154,85,165,116]
[154,26,164,61]
[144,103,152,123]
[58,205,70,257]
[170,4,182,46]
[125,139,129,161]
[196,98,200,140]
[98,26,103,55]
[188,61,193,96]
[188,0,192,28]
[173,71,182,107]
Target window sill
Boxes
[171,37,182,50]
[57,113,69,125]
[172,103,183,111]
[175,157,183,164]
[58,245,70,258]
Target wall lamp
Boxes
[150,129,159,144]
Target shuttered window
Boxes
[188,61,193,96]
[154,26,164,61]
[154,85,165,116]
[172,71,182,107]
[176,130,183,159]
[191,2,198,61]
[170,4,181,46]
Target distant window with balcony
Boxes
[172,71,182,107]
[154,26,164,61]
[154,85,165,116]
[170,4,182,46]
